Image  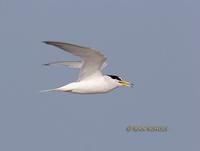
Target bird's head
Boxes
[106,75,133,87]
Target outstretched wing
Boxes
[43,61,82,68]
[43,41,107,81]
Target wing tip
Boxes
[42,41,51,44]
[42,63,50,66]
[42,41,64,47]
[42,41,91,49]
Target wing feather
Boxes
[43,61,82,68]
[43,41,107,81]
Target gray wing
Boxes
[44,61,107,70]
[43,61,82,68]
[43,41,107,81]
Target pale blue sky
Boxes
[0,0,199,150]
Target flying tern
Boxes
[41,41,133,94]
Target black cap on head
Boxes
[107,75,122,81]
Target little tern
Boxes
[41,41,133,94]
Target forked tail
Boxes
[40,88,57,93]
[40,84,73,93]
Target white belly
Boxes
[64,78,117,94]
[72,81,113,94]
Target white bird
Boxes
[41,41,133,94]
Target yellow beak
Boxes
[119,80,133,87]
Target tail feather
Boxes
[40,84,73,93]
[40,89,57,93]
